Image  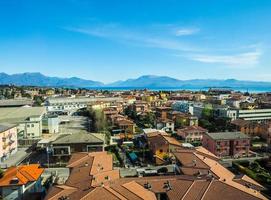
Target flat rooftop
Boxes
[0,99,33,107]
[0,106,46,123]
[46,97,123,104]
[206,132,250,140]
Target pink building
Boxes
[0,124,17,163]
[176,125,208,143]
[202,132,250,158]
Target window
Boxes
[31,124,34,127]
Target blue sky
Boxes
[0,0,271,83]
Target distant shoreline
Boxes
[85,86,271,93]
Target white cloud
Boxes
[64,23,263,66]
[65,25,201,52]
[175,28,200,36]
[189,50,262,65]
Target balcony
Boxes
[2,144,8,150]
[8,140,15,145]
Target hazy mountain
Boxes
[0,72,104,88]
[107,75,185,88]
[108,75,271,89]
[1,72,271,90]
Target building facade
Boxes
[0,124,17,163]
[202,132,250,158]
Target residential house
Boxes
[0,164,44,200]
[131,101,149,113]
[232,119,271,145]
[45,150,267,200]
[45,151,120,200]
[155,107,172,120]
[168,111,198,127]
[202,132,250,158]
[176,126,208,143]
[147,132,181,164]
[0,124,17,163]
[115,118,135,134]
[51,133,105,159]
[172,147,266,199]
[155,118,175,133]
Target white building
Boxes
[237,109,271,121]
[45,97,123,113]
[0,107,46,140]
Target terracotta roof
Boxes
[173,147,267,200]
[91,170,120,187]
[231,119,251,127]
[122,181,156,200]
[116,119,135,126]
[45,151,120,200]
[202,180,262,200]
[0,164,44,187]
[45,150,267,200]
[163,136,181,146]
[81,187,121,200]
[177,126,207,135]
[145,131,169,138]
[148,134,181,147]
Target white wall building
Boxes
[0,107,46,139]
[45,97,123,112]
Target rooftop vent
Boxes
[144,182,152,190]
[163,181,172,191]
[10,177,19,184]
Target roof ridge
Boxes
[19,169,36,181]
[104,186,128,200]
[217,180,268,200]
[67,153,90,168]
[121,181,145,200]
[200,179,213,200]
[181,181,195,200]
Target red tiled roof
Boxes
[0,164,44,187]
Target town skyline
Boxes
[0,0,271,82]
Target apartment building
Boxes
[0,124,17,163]
[171,100,194,114]
[202,132,250,158]
[155,107,172,120]
[237,108,271,121]
[232,119,271,145]
[176,125,208,143]
[0,107,46,141]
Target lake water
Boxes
[86,86,271,93]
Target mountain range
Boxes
[1,72,271,90]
